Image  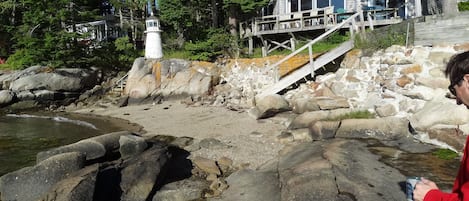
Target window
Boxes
[302,0,313,10]
[291,0,299,12]
[317,0,330,8]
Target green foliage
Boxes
[354,22,408,55]
[327,110,375,121]
[223,0,270,13]
[0,63,11,70]
[433,149,458,160]
[309,32,349,53]
[114,36,142,68]
[159,0,195,37]
[459,2,469,11]
[6,48,38,69]
[184,29,234,61]
[1,0,102,69]
[88,39,142,72]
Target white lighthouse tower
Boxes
[144,1,163,59]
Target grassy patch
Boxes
[354,21,409,55]
[162,50,192,60]
[0,63,12,70]
[433,149,458,160]
[327,110,375,121]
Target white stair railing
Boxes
[269,12,364,82]
[112,73,128,94]
[256,12,367,99]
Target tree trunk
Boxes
[10,0,16,25]
[176,28,185,49]
[211,0,219,28]
[130,9,136,49]
[227,4,240,58]
[119,8,124,29]
[227,4,238,37]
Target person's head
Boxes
[445,51,469,107]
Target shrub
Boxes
[5,48,38,69]
[184,28,234,61]
[459,2,469,11]
[354,21,409,55]
[0,63,11,70]
[114,36,142,68]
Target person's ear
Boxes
[464,74,469,85]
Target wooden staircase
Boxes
[257,40,354,98]
[256,12,364,99]
[111,73,128,96]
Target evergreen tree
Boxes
[223,0,269,37]
[159,0,194,48]
[109,0,147,47]
[3,0,101,69]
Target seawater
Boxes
[0,112,133,176]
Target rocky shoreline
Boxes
[1,43,469,200]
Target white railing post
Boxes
[308,44,314,78]
[368,12,374,30]
[351,17,357,36]
[359,11,365,33]
[275,65,279,82]
[113,72,129,95]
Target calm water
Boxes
[0,112,460,192]
[367,140,460,192]
[0,112,139,176]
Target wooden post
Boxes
[290,37,296,52]
[249,36,253,55]
[260,35,267,57]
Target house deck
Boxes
[240,8,402,38]
[240,7,402,57]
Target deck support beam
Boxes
[248,36,253,55]
[260,32,298,57]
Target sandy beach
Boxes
[74,101,289,169]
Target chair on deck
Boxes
[336,8,347,23]
[324,6,335,25]
[305,9,319,26]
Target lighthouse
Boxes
[144,0,163,59]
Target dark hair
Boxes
[445,51,469,86]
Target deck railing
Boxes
[239,8,400,38]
